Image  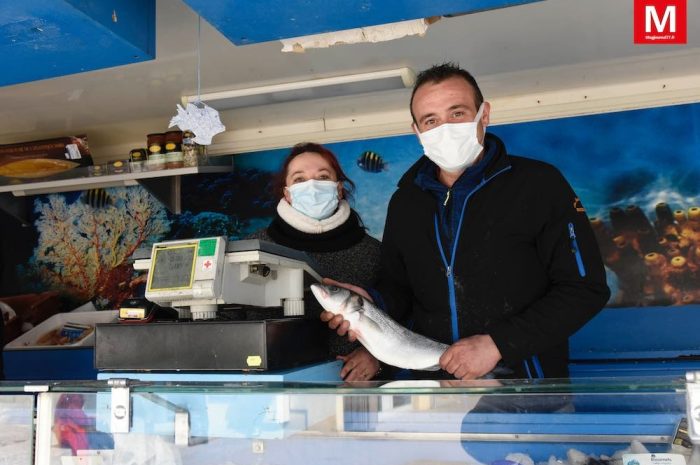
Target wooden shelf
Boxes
[0,164,233,224]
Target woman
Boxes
[248,142,382,381]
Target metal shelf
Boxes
[0,165,232,225]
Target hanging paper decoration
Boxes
[168,102,225,145]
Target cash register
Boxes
[94,237,336,376]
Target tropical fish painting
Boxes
[82,189,113,209]
[357,150,387,173]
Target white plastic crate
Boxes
[3,310,119,379]
[5,310,118,350]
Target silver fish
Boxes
[311,283,448,371]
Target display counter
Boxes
[0,387,34,465]
[2,374,699,465]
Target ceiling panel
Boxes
[1,0,699,159]
[181,0,543,45]
[1,0,155,87]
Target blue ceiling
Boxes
[1,0,155,87]
[183,0,543,45]
[2,0,540,87]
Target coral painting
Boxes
[29,186,170,308]
[177,167,276,239]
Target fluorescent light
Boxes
[182,67,416,110]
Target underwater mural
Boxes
[492,102,700,307]
[2,102,700,309]
[27,186,169,308]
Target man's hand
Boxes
[318,278,373,343]
[439,334,502,380]
[337,346,380,381]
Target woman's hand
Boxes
[318,278,373,343]
[337,346,380,381]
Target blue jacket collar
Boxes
[414,133,500,196]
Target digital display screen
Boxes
[148,244,197,291]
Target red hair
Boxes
[274,142,356,201]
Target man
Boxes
[323,63,609,380]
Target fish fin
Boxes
[358,312,383,334]
[349,294,365,313]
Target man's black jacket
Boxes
[375,133,610,378]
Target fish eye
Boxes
[328,285,339,292]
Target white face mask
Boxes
[287,179,339,220]
[418,103,485,173]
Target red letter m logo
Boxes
[634,0,687,44]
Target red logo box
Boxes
[634,0,687,44]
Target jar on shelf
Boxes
[88,164,105,176]
[146,133,166,170]
[109,159,129,174]
[197,142,208,166]
[164,130,184,169]
[182,131,208,167]
[164,130,182,153]
[147,133,165,155]
[182,131,197,167]
[129,148,147,172]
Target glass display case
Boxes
[0,384,35,465]
[3,375,700,465]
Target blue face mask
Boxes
[287,179,339,220]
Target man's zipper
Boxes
[434,165,512,342]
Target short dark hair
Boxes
[409,62,484,124]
